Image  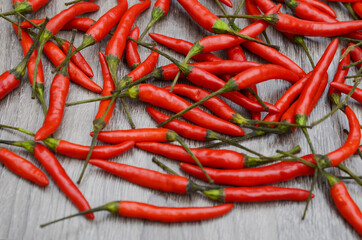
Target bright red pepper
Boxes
[11,0,49,14]
[352,2,362,18]
[21,18,96,32]
[126,27,141,69]
[330,83,362,104]
[349,43,362,69]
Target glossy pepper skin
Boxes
[126,27,141,69]
[0,147,49,186]
[89,159,192,194]
[21,18,96,32]
[330,83,362,104]
[33,144,94,219]
[136,142,245,169]
[349,43,362,69]
[12,0,49,14]
[352,2,362,18]
[128,84,245,136]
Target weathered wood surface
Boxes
[0,0,361,239]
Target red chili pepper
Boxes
[89,158,196,194]
[10,0,49,15]
[0,147,49,186]
[95,52,116,125]
[139,0,171,41]
[295,39,339,126]
[148,33,223,62]
[300,0,337,18]
[243,85,261,123]
[330,83,362,104]
[33,143,94,219]
[164,84,240,123]
[20,18,96,32]
[54,38,94,78]
[42,41,102,93]
[125,84,245,136]
[219,0,233,8]
[328,48,350,105]
[202,186,312,202]
[35,34,76,141]
[349,43,362,69]
[326,173,362,236]
[242,38,306,78]
[225,45,247,62]
[126,27,141,69]
[352,2,362,18]
[12,25,46,114]
[40,201,233,227]
[146,107,216,141]
[43,138,135,160]
[105,0,151,83]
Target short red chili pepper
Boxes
[35,34,76,141]
[330,82,362,104]
[148,33,223,62]
[43,138,135,160]
[9,0,49,15]
[126,27,141,69]
[219,0,233,8]
[20,18,96,32]
[42,40,102,93]
[95,52,116,125]
[328,48,350,105]
[352,2,362,18]
[295,39,339,126]
[202,186,313,202]
[146,106,218,142]
[53,0,128,73]
[349,43,362,69]
[125,84,245,136]
[12,25,46,114]
[139,0,171,41]
[105,0,151,83]
[40,201,234,227]
[326,173,362,236]
[298,0,337,18]
[0,147,49,186]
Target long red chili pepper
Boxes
[12,25,47,114]
[202,186,312,202]
[330,83,362,104]
[148,33,223,62]
[42,40,102,93]
[325,173,362,236]
[0,147,49,186]
[105,0,151,83]
[53,0,128,73]
[139,0,171,41]
[95,52,116,125]
[297,0,337,18]
[328,48,350,105]
[34,32,76,141]
[21,18,96,32]
[126,27,141,69]
[32,2,100,97]
[40,201,233,227]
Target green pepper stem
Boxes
[65,0,84,6]
[152,157,178,175]
[302,170,318,220]
[276,150,316,168]
[337,164,362,186]
[120,97,136,129]
[343,60,362,69]
[340,41,362,61]
[246,87,268,111]
[227,29,280,50]
[344,3,360,20]
[294,36,315,68]
[0,124,35,136]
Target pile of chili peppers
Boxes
[1,0,362,237]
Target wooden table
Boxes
[0,1,361,239]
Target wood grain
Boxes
[0,0,361,239]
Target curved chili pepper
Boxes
[295,39,339,126]
[179,155,315,186]
[54,38,94,77]
[40,201,234,227]
[126,84,245,136]
[12,25,46,114]
[349,43,362,69]
[148,33,223,62]
[53,0,128,73]
[0,147,49,186]
[300,0,337,18]
[352,2,362,18]
[33,143,94,219]
[42,41,102,93]
[328,48,350,105]
[139,0,171,41]
[35,34,76,141]
[203,186,312,202]
[95,52,116,125]
[164,84,241,123]
[242,38,306,78]
[105,0,150,83]
[326,173,362,236]
[219,0,233,8]
[9,0,49,15]
[20,18,96,32]
[126,27,141,69]
[225,45,247,62]
[146,107,217,141]
[330,83,362,104]
[89,158,196,194]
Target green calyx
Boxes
[202,188,225,201]
[165,130,178,142]
[106,54,121,84]
[284,0,298,12]
[263,13,279,26]
[14,1,33,14]
[295,114,308,126]
[104,201,121,214]
[231,113,249,125]
[324,171,340,188]
[93,118,106,132]
[186,182,212,192]
[13,140,36,154]
[151,6,165,23]
[126,85,140,99]
[185,42,204,63]
[212,19,232,34]
[43,138,60,152]
[205,130,222,141]
[329,93,341,106]
[224,78,239,92]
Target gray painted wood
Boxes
[0,0,361,239]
